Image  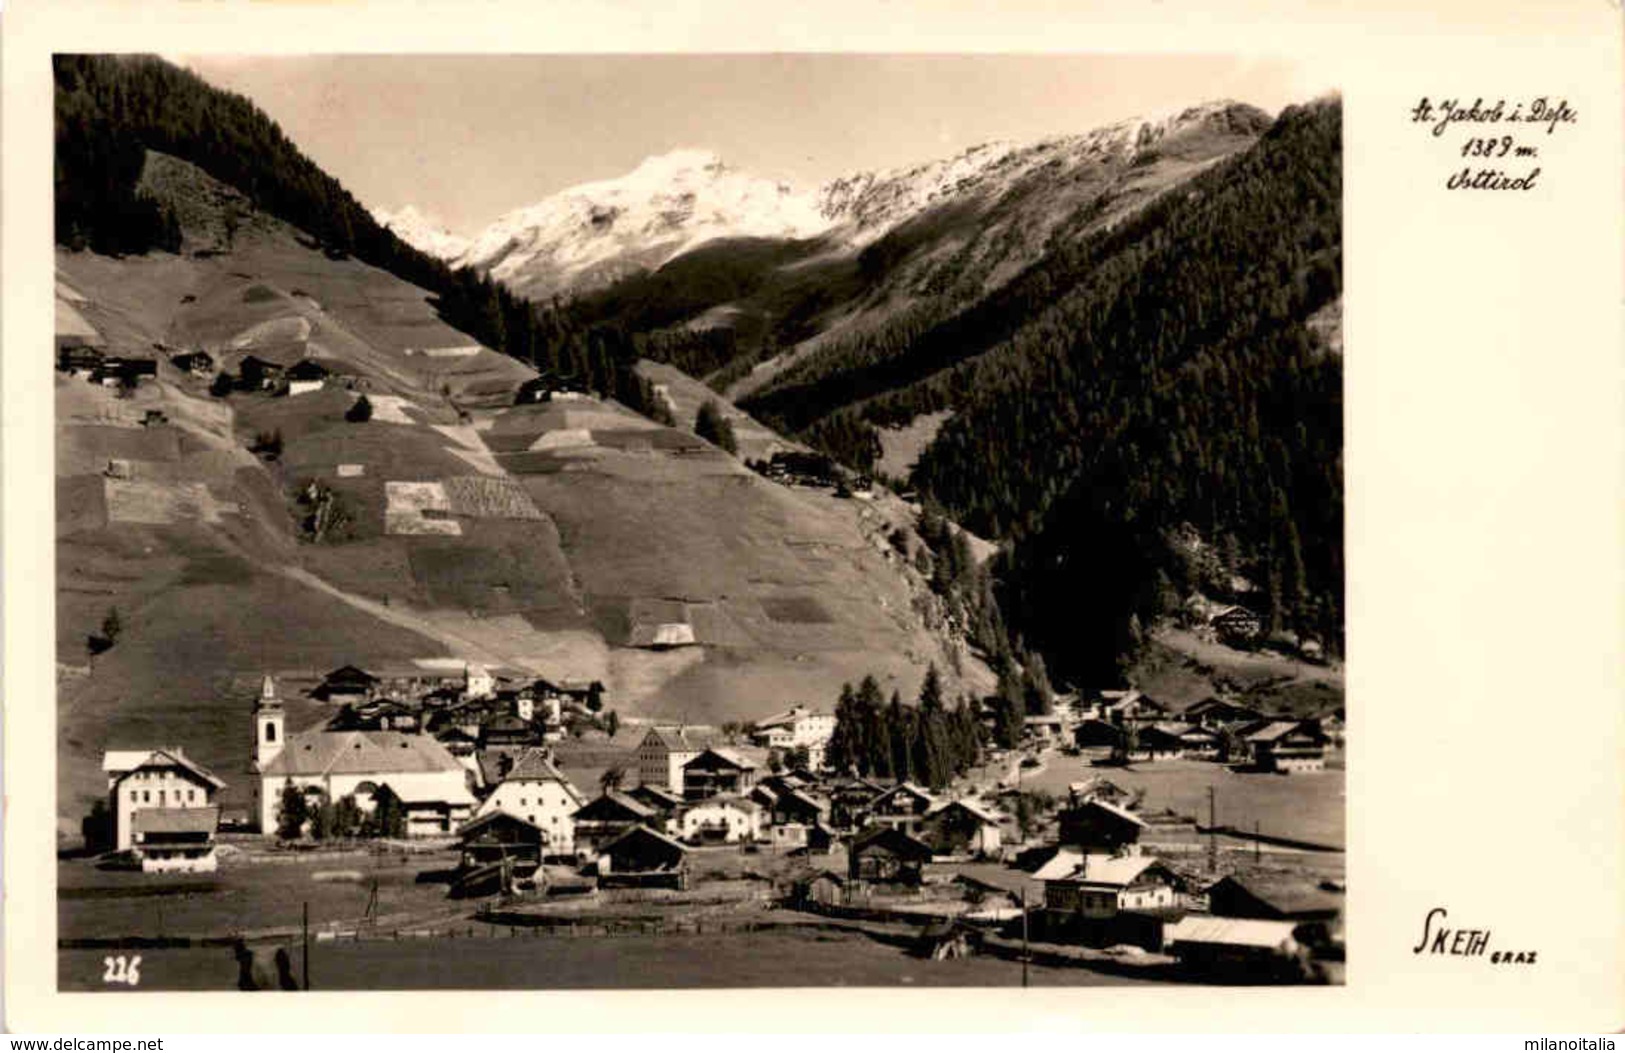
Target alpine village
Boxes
[55,55,1345,990]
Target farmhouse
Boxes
[866,782,937,837]
[922,799,1004,858]
[102,747,226,854]
[475,748,584,856]
[171,350,215,376]
[1181,696,1263,729]
[457,810,546,872]
[1056,797,1146,852]
[316,664,379,703]
[285,358,331,396]
[1246,721,1329,773]
[1210,605,1264,646]
[681,747,759,800]
[572,790,660,853]
[253,675,475,836]
[848,826,934,886]
[678,795,765,844]
[598,825,688,889]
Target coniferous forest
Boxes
[52,54,667,420]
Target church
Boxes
[251,675,476,837]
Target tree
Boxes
[307,790,334,840]
[604,710,620,739]
[599,765,627,794]
[332,795,363,839]
[767,749,786,774]
[694,399,738,455]
[585,681,605,713]
[275,780,308,840]
[101,606,123,644]
[786,745,811,771]
[367,784,407,838]
[345,394,373,423]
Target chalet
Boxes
[681,747,759,801]
[848,826,934,886]
[1035,851,1188,921]
[1066,777,1136,809]
[1246,721,1329,773]
[435,726,480,758]
[1056,797,1146,853]
[866,782,937,837]
[1178,724,1221,757]
[792,870,848,908]
[479,713,537,749]
[922,799,1004,858]
[1162,915,1309,981]
[1024,713,1067,745]
[1073,719,1123,749]
[625,783,683,821]
[806,819,840,855]
[1137,723,1192,759]
[1182,697,1264,729]
[58,345,105,374]
[1100,690,1168,727]
[129,806,221,873]
[769,786,830,828]
[475,748,584,856]
[102,747,227,854]
[457,810,546,872]
[634,725,716,791]
[1210,605,1264,646]
[598,825,688,889]
[316,665,379,703]
[825,776,887,830]
[171,350,215,376]
[572,790,659,853]
[253,675,475,836]
[284,358,331,396]
[678,795,764,844]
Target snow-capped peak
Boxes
[373,204,471,262]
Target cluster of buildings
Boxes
[57,345,158,389]
[1023,688,1341,773]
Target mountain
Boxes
[52,56,999,836]
[449,149,832,301]
[372,204,471,262]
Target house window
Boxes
[142,791,150,803]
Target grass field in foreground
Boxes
[59,927,1158,991]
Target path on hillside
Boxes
[275,564,548,674]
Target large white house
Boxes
[253,675,475,836]
[635,726,715,791]
[474,748,585,856]
[750,706,836,768]
[102,747,226,858]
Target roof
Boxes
[1163,916,1301,950]
[639,725,720,751]
[1206,875,1344,917]
[1245,721,1310,744]
[753,706,821,730]
[1024,714,1065,725]
[1033,851,1163,887]
[104,748,227,790]
[873,781,936,805]
[458,809,544,839]
[260,730,468,783]
[683,746,758,771]
[688,794,763,814]
[851,825,934,860]
[132,806,220,836]
[1070,797,1147,828]
[322,664,378,686]
[574,790,656,822]
[929,798,1002,826]
[626,784,683,810]
[286,358,331,380]
[603,823,688,856]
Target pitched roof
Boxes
[1163,916,1301,950]
[1245,721,1309,744]
[1033,851,1163,887]
[573,790,656,822]
[603,823,688,856]
[683,746,758,771]
[851,825,934,860]
[132,806,220,836]
[1070,797,1147,828]
[639,725,720,751]
[104,748,226,790]
[458,809,545,839]
[1206,875,1344,917]
[260,730,468,781]
[688,794,763,813]
[929,798,1002,825]
[873,781,935,806]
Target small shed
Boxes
[599,824,688,889]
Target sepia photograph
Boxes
[49,49,1333,992]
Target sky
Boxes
[174,54,1332,236]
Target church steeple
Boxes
[253,673,285,772]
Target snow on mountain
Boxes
[447,149,833,300]
[399,100,1270,301]
[372,204,471,262]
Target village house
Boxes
[1035,851,1188,925]
[170,349,215,377]
[284,358,331,396]
[1181,696,1264,729]
[1162,915,1309,981]
[681,747,759,800]
[1056,796,1146,853]
[825,775,887,830]
[767,786,830,828]
[1101,689,1169,727]
[1204,874,1344,924]
[865,782,938,837]
[129,807,223,873]
[474,748,584,857]
[1023,712,1067,745]
[679,795,765,844]
[921,798,1004,858]
[455,810,547,887]
[848,825,934,886]
[316,664,380,703]
[1073,718,1123,750]
[1067,777,1136,810]
[1245,720,1329,773]
[749,705,836,768]
[1209,605,1264,647]
[238,355,285,391]
[252,675,476,836]
[102,747,227,855]
[598,824,688,889]
[1136,723,1192,760]
[625,783,683,819]
[571,790,660,854]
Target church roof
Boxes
[261,730,467,780]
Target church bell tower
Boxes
[253,673,286,773]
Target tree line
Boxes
[823,665,984,789]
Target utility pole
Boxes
[302,901,311,991]
[1207,785,1217,874]
[1019,886,1030,988]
